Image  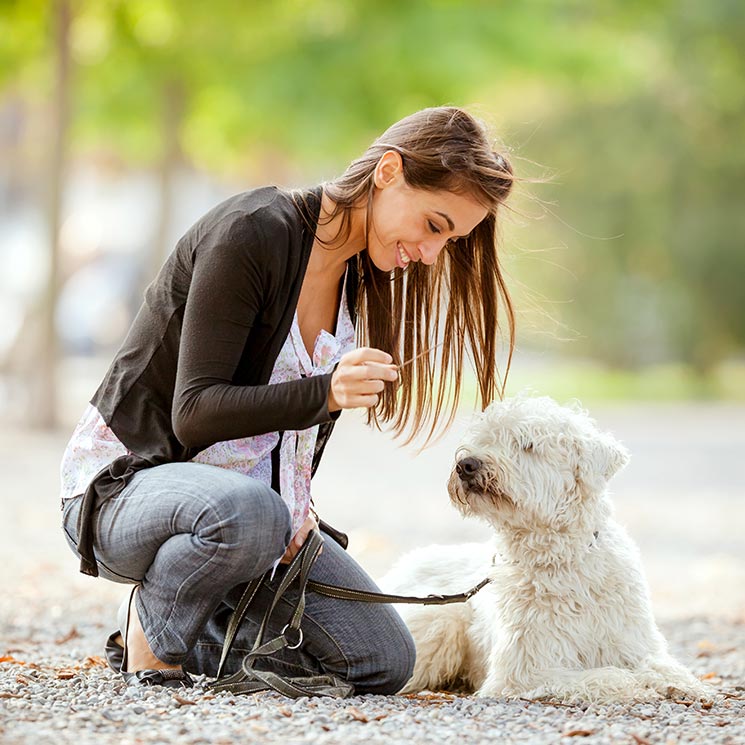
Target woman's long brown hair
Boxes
[311,106,515,446]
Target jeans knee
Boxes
[385,624,417,694]
[355,615,417,695]
[197,478,291,570]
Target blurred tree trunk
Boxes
[150,78,185,287]
[32,0,70,429]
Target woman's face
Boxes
[367,150,489,272]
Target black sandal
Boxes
[104,586,194,689]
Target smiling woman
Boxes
[305,106,516,445]
[58,104,516,697]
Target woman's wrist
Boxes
[327,389,341,413]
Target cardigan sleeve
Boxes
[171,210,336,449]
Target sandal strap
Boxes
[125,668,194,687]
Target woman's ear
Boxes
[373,149,404,188]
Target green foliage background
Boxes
[2,0,744,380]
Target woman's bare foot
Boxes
[115,589,181,673]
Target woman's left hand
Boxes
[279,512,321,564]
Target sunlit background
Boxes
[1,0,743,620]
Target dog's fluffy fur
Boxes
[379,395,711,703]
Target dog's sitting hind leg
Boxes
[398,604,475,694]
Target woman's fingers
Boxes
[351,363,399,383]
[279,542,322,564]
[345,346,394,365]
[329,347,399,412]
[279,513,322,564]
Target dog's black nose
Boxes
[456,456,482,481]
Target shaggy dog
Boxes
[379,395,711,703]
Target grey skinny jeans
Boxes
[61,462,415,694]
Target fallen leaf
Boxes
[715,721,731,727]
[564,730,594,737]
[56,669,77,680]
[347,706,369,723]
[172,694,196,706]
[278,707,292,717]
[701,672,719,680]
[522,697,574,709]
[4,657,42,670]
[83,656,108,669]
[403,691,452,703]
[702,701,713,709]
[0,692,24,699]
[15,674,31,685]
[631,735,653,745]
[55,628,80,645]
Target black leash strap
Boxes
[306,576,491,605]
[209,528,491,699]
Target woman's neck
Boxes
[307,191,367,278]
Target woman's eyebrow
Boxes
[434,211,455,231]
[434,210,469,240]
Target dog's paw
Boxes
[475,682,504,700]
[665,680,716,704]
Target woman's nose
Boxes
[417,237,449,265]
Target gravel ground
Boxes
[1,605,744,745]
[2,406,745,744]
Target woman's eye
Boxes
[427,220,441,234]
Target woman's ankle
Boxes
[124,628,182,672]
[123,594,182,672]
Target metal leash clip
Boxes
[281,624,304,650]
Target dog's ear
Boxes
[575,432,630,494]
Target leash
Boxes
[208,528,491,698]
[306,577,491,605]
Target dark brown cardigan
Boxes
[75,185,359,576]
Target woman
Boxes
[60,106,515,693]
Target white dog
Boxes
[379,395,711,703]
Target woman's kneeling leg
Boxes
[187,531,416,695]
[65,462,292,665]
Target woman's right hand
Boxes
[328,347,399,412]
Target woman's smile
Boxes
[396,241,413,268]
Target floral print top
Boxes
[60,269,355,538]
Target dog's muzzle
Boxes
[455,456,482,484]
